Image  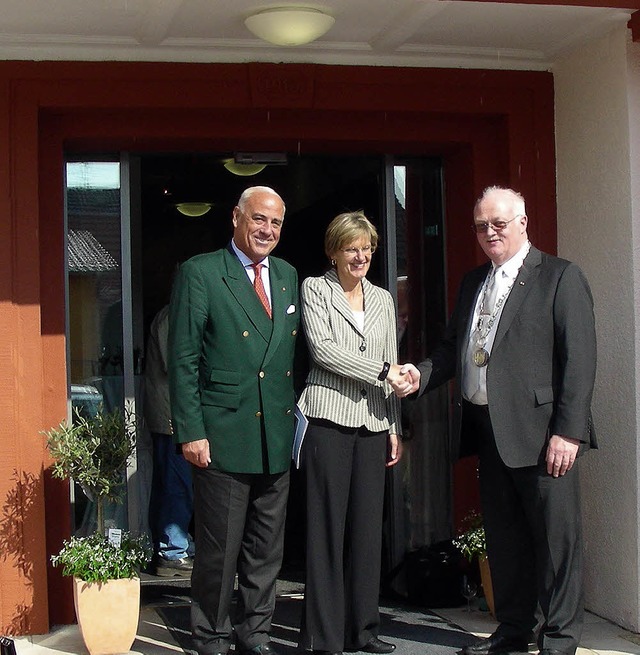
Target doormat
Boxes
[157,595,476,655]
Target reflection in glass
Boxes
[66,160,129,534]
[387,161,450,598]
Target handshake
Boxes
[386,363,421,398]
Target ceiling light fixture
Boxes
[244,7,335,47]
[223,160,267,176]
[175,202,212,217]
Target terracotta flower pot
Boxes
[73,576,140,655]
[478,555,495,617]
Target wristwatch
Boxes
[378,361,391,381]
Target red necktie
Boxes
[252,263,272,319]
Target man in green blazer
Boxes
[168,186,299,655]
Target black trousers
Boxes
[298,419,388,653]
[463,401,584,655]
[190,466,290,655]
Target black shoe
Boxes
[461,634,530,655]
[239,643,282,655]
[360,638,395,654]
[155,555,194,578]
[190,642,229,655]
[312,651,343,655]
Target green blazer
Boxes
[168,246,299,474]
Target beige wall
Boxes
[554,26,640,631]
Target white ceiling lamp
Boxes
[175,202,212,217]
[244,7,335,47]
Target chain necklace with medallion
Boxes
[471,277,514,367]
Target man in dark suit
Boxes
[401,186,597,655]
[168,186,299,655]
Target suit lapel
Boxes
[458,265,490,366]
[262,260,289,366]
[493,247,542,350]
[222,246,273,342]
[362,278,384,337]
[326,269,365,338]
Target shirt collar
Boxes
[231,239,269,269]
[493,240,530,279]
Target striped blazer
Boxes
[297,268,402,436]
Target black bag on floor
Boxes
[0,637,16,655]
[405,539,466,608]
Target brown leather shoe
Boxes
[155,555,193,577]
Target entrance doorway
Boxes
[64,151,451,588]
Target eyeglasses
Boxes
[472,215,521,234]
[342,245,375,257]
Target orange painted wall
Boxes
[0,75,53,636]
[0,60,555,634]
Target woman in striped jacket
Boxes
[297,211,409,655]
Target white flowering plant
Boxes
[45,406,151,581]
[452,510,486,562]
[52,532,151,583]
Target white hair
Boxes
[476,185,526,216]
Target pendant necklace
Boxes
[471,274,513,367]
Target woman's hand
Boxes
[386,433,403,467]
[387,363,421,397]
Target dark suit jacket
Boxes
[168,246,299,474]
[418,246,597,467]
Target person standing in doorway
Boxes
[169,186,299,655]
[297,211,410,655]
[145,302,194,577]
[402,186,597,655]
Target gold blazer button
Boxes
[242,330,249,337]
[286,371,291,376]
[255,411,262,417]
[292,329,297,336]
[285,409,292,415]
[259,371,265,378]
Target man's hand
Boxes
[386,434,403,467]
[182,439,211,468]
[387,363,421,397]
[401,363,421,394]
[545,434,580,477]
[386,364,412,397]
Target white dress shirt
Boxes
[463,241,531,405]
[231,239,272,305]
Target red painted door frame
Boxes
[1,60,556,631]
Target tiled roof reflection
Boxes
[68,229,118,273]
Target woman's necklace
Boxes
[342,281,366,350]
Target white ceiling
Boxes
[0,0,634,71]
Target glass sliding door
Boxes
[382,157,450,595]
[65,156,146,537]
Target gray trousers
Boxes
[465,401,584,655]
[190,467,290,655]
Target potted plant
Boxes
[45,406,151,655]
[452,510,495,616]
